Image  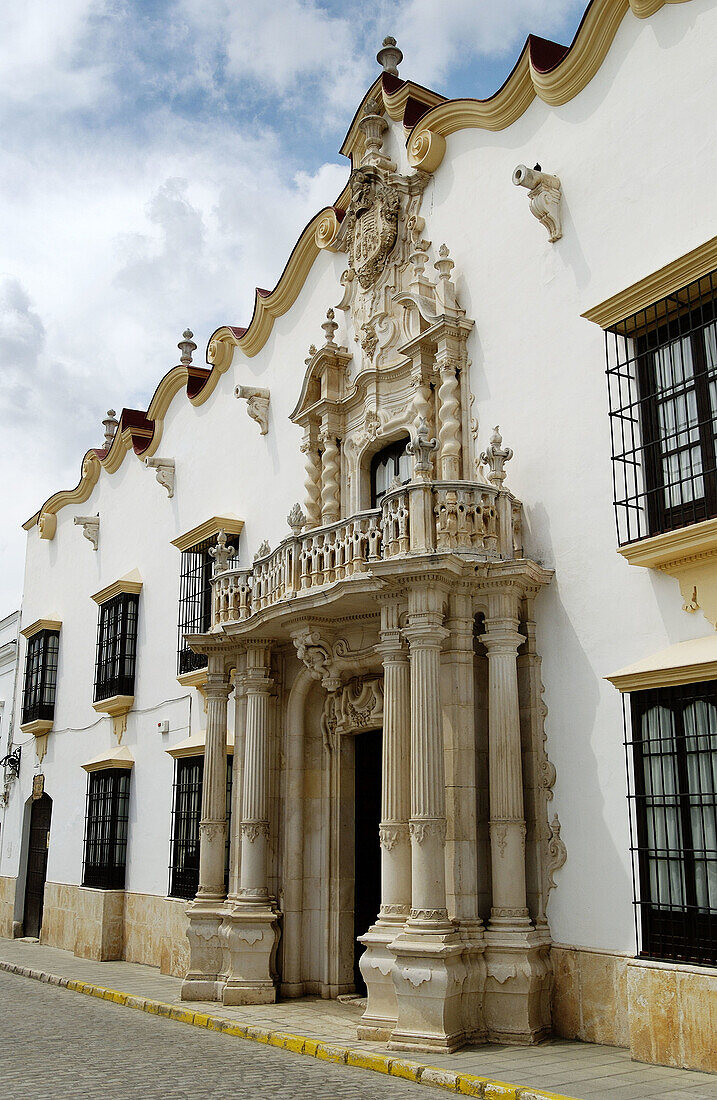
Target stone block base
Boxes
[387,928,466,1054]
[483,929,552,1044]
[181,906,225,1001]
[357,922,401,1038]
[220,905,279,1006]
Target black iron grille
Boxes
[606,271,717,544]
[177,538,215,675]
[625,681,717,966]
[168,755,232,899]
[94,593,139,702]
[21,629,59,725]
[82,768,130,890]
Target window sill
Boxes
[619,516,717,627]
[20,718,53,763]
[92,694,134,741]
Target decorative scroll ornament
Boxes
[546,813,567,892]
[235,385,270,434]
[512,164,563,243]
[343,167,401,291]
[379,823,409,851]
[480,426,513,487]
[409,819,447,845]
[209,529,236,574]
[291,629,341,691]
[254,539,271,561]
[74,515,99,550]
[144,456,175,498]
[322,676,384,739]
[407,416,438,479]
[287,502,306,536]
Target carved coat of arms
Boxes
[344,168,401,291]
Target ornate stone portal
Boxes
[181,84,563,1053]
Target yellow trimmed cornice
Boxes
[620,518,717,629]
[583,236,717,329]
[20,718,54,738]
[23,0,697,538]
[165,731,234,758]
[20,618,61,639]
[171,515,244,553]
[408,0,693,171]
[82,745,135,772]
[606,634,717,691]
[92,570,143,605]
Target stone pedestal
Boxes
[221,642,279,1006]
[484,929,552,1043]
[182,664,231,1002]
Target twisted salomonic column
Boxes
[301,431,321,530]
[482,590,531,928]
[197,665,232,901]
[437,357,461,480]
[319,429,340,524]
[239,642,274,903]
[404,589,451,928]
[377,601,411,924]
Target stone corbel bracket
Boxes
[74,515,99,550]
[235,385,270,435]
[512,164,562,243]
[144,456,175,498]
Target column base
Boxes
[386,926,467,1054]
[483,926,552,1044]
[181,902,226,1002]
[357,919,405,1040]
[220,903,280,1006]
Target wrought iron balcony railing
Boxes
[211,480,522,628]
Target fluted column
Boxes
[197,667,232,901]
[436,357,462,481]
[482,591,531,928]
[377,602,411,923]
[404,591,451,929]
[319,428,340,524]
[228,655,247,900]
[239,642,273,903]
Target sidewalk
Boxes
[1,938,716,1100]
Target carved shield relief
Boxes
[345,168,401,290]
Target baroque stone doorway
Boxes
[353,727,382,994]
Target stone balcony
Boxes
[211,479,523,629]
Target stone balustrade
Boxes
[211,482,522,627]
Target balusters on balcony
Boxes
[209,481,521,627]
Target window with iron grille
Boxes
[82,768,130,889]
[21,629,59,725]
[177,537,216,675]
[625,681,717,966]
[94,593,139,702]
[168,755,232,899]
[606,271,717,545]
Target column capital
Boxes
[204,672,233,700]
[376,633,409,660]
[403,621,449,649]
[481,623,524,655]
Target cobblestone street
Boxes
[0,969,434,1100]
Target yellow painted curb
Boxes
[0,961,581,1100]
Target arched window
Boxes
[370,438,411,507]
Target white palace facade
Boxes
[2,0,717,1071]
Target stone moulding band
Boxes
[0,961,578,1100]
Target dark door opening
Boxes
[23,793,52,939]
[353,727,382,994]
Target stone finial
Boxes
[178,328,197,365]
[254,539,271,561]
[407,416,438,479]
[321,308,338,347]
[209,529,236,573]
[305,344,317,366]
[434,243,454,281]
[512,164,562,243]
[287,502,306,536]
[480,426,513,488]
[74,515,100,550]
[377,36,402,75]
[102,409,118,451]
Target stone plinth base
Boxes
[181,904,225,1002]
[357,921,402,1040]
[483,927,552,1044]
[386,926,466,1053]
[220,904,280,1006]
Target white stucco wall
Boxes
[4,0,717,960]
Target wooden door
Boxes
[23,794,52,938]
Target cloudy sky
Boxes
[0,0,586,614]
